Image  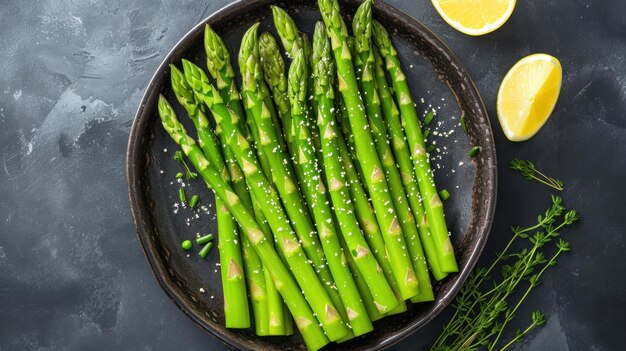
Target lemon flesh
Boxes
[432,0,516,36]
[497,54,562,142]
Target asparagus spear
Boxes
[182,61,349,341]
[270,6,315,106]
[311,23,403,315]
[204,25,255,145]
[158,96,328,350]
[258,32,294,151]
[271,6,323,156]
[372,20,458,273]
[319,0,419,300]
[371,47,447,282]
[170,66,251,328]
[353,0,434,302]
[204,25,273,179]
[271,5,304,59]
[257,31,311,201]
[289,49,375,336]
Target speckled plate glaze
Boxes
[126,0,497,350]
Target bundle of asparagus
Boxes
[158,1,458,349]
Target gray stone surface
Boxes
[1,0,624,350]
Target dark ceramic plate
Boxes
[126,0,497,350]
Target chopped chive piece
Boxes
[179,188,187,204]
[461,116,468,133]
[439,189,450,201]
[189,195,199,208]
[427,145,436,153]
[468,146,481,158]
[424,111,435,125]
[196,234,214,245]
[175,172,183,179]
[423,130,430,139]
[182,240,193,250]
[199,242,213,258]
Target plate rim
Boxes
[126,0,498,350]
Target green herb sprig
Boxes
[509,158,563,191]
[431,195,579,351]
[174,150,198,180]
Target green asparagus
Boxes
[271,6,323,157]
[271,5,304,59]
[204,25,273,179]
[258,32,294,150]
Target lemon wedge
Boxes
[497,54,562,141]
[431,0,516,36]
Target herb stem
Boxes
[533,169,563,190]
[498,320,541,351]
[509,158,563,191]
[489,247,566,350]
[530,174,563,191]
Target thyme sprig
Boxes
[431,196,579,351]
[509,158,564,191]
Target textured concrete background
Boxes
[1,0,625,350]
